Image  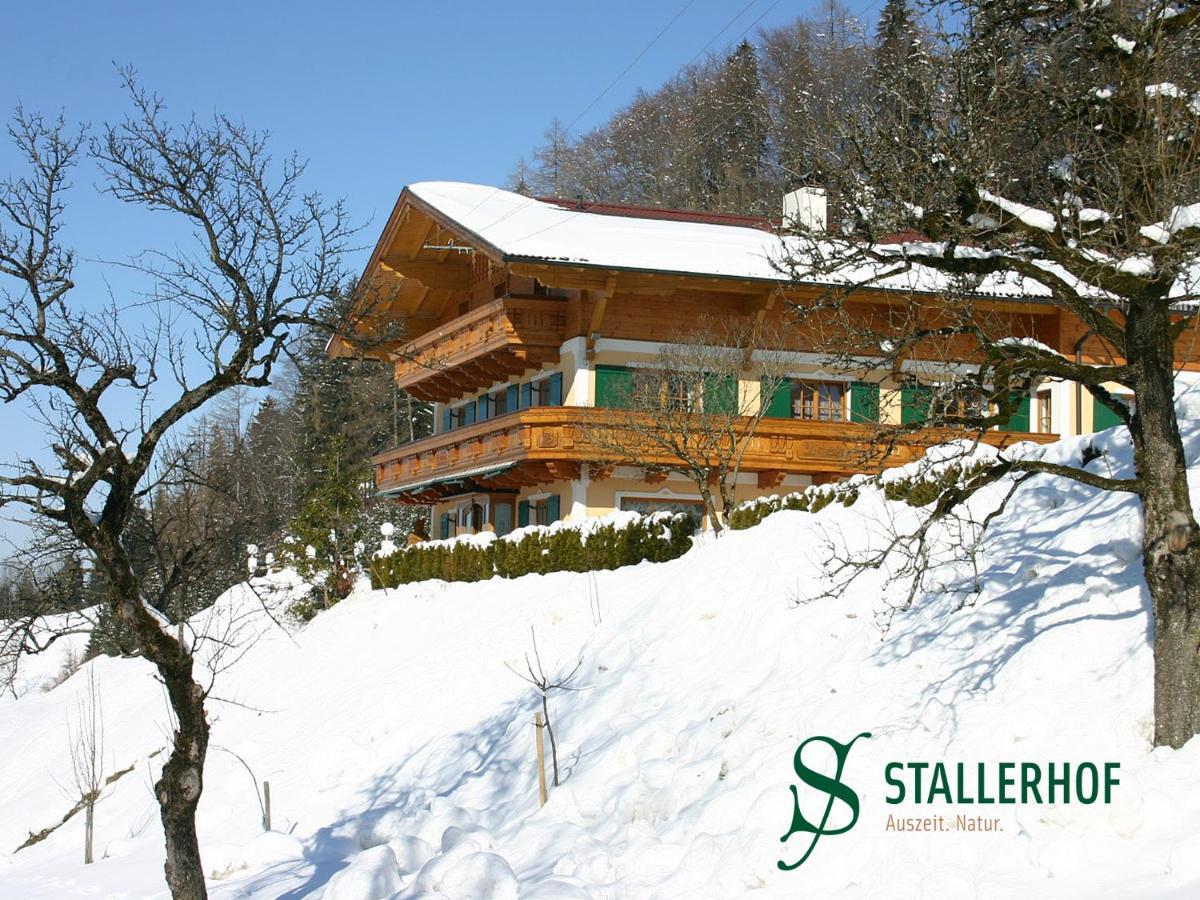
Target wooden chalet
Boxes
[331,182,1185,538]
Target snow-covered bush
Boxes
[728,460,1003,531]
[880,461,993,507]
[728,483,856,530]
[368,511,697,589]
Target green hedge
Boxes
[728,460,997,531]
[728,484,858,530]
[368,512,697,588]
[880,462,992,507]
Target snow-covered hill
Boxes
[3,403,1200,899]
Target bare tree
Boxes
[506,627,583,789]
[778,0,1200,747]
[66,668,105,865]
[586,316,792,533]
[0,73,351,898]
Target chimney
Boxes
[782,186,827,233]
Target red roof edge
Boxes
[535,196,778,232]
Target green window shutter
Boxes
[762,377,792,417]
[438,513,450,540]
[517,500,530,528]
[901,385,933,424]
[547,494,561,523]
[548,371,563,406]
[1093,395,1126,431]
[849,381,880,423]
[703,374,738,414]
[1001,393,1031,432]
[595,365,633,409]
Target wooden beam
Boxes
[755,289,778,325]
[756,469,787,490]
[379,259,471,292]
[544,461,581,481]
[401,217,435,259]
[585,276,616,360]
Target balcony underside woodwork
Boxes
[392,297,567,402]
[373,407,1057,504]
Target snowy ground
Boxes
[3,404,1200,898]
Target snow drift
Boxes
[3,399,1200,899]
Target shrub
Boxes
[728,483,848,530]
[727,460,995,531]
[369,512,697,589]
[881,462,992,507]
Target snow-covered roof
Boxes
[408,182,788,282]
[405,183,1057,301]
[405,182,1198,305]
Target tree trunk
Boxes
[108,555,211,900]
[698,481,723,535]
[1126,300,1200,749]
[155,661,210,900]
[84,799,94,865]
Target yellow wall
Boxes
[583,469,809,526]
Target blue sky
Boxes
[0,0,859,552]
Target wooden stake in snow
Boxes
[534,712,548,807]
[262,781,271,832]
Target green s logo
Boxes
[778,732,871,870]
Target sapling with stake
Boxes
[506,626,583,788]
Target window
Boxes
[792,381,845,421]
[931,388,988,420]
[1037,391,1053,432]
[520,372,563,409]
[619,496,705,527]
[519,495,561,527]
[663,373,695,411]
[530,499,553,526]
[537,372,564,407]
[531,377,555,407]
[488,387,510,417]
[493,502,514,537]
[462,502,484,532]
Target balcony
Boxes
[373,406,1057,503]
[392,297,568,402]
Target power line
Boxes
[470,0,703,236]
[565,0,700,134]
[501,0,884,246]
[729,0,787,49]
[486,1,779,241]
[682,0,763,69]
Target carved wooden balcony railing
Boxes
[392,297,567,402]
[373,406,1058,503]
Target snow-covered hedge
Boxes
[728,458,1003,530]
[728,483,860,530]
[368,511,697,588]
